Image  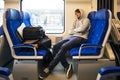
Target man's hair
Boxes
[75,9,81,13]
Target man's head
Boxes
[75,9,81,19]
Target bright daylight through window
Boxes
[0,0,4,26]
[22,0,65,33]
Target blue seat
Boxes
[117,12,120,20]
[70,9,112,59]
[96,66,120,80]
[22,11,32,26]
[3,8,46,59]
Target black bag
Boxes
[37,36,51,48]
[23,26,45,40]
[23,26,51,49]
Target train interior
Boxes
[0,0,120,80]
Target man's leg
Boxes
[48,36,87,71]
[39,37,70,79]
[52,36,75,56]
[52,37,73,68]
[39,36,87,79]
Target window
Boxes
[22,0,65,33]
[0,0,4,26]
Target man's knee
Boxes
[61,44,68,50]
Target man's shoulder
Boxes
[81,18,90,22]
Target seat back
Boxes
[87,11,96,43]
[86,9,111,56]
[87,9,111,57]
[4,8,23,45]
[3,9,23,58]
[87,9,109,45]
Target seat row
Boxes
[1,8,120,80]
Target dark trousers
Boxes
[48,36,87,71]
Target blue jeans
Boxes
[48,36,87,71]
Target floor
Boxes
[45,63,77,80]
[7,59,77,80]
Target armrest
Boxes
[0,67,11,76]
[71,43,104,59]
[13,44,34,48]
[78,43,103,56]
[80,43,103,48]
[12,44,37,56]
[97,67,120,80]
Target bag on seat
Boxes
[23,25,45,40]
[23,25,51,48]
[37,36,51,48]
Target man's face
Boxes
[75,12,81,19]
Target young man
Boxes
[39,9,90,79]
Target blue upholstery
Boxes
[0,67,11,76]
[99,66,120,76]
[6,8,23,45]
[5,8,46,57]
[97,66,120,80]
[117,12,120,20]
[70,9,109,57]
[22,11,31,26]
[0,26,4,36]
[0,67,11,80]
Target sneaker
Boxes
[39,68,50,79]
[65,64,73,79]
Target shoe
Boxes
[65,64,73,79]
[39,68,50,79]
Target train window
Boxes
[0,0,4,26]
[22,0,65,34]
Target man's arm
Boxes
[74,18,90,33]
[68,20,76,35]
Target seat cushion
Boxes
[70,47,100,57]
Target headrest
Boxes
[88,9,109,21]
[6,8,22,20]
[88,11,96,20]
[22,12,31,20]
[95,9,109,20]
